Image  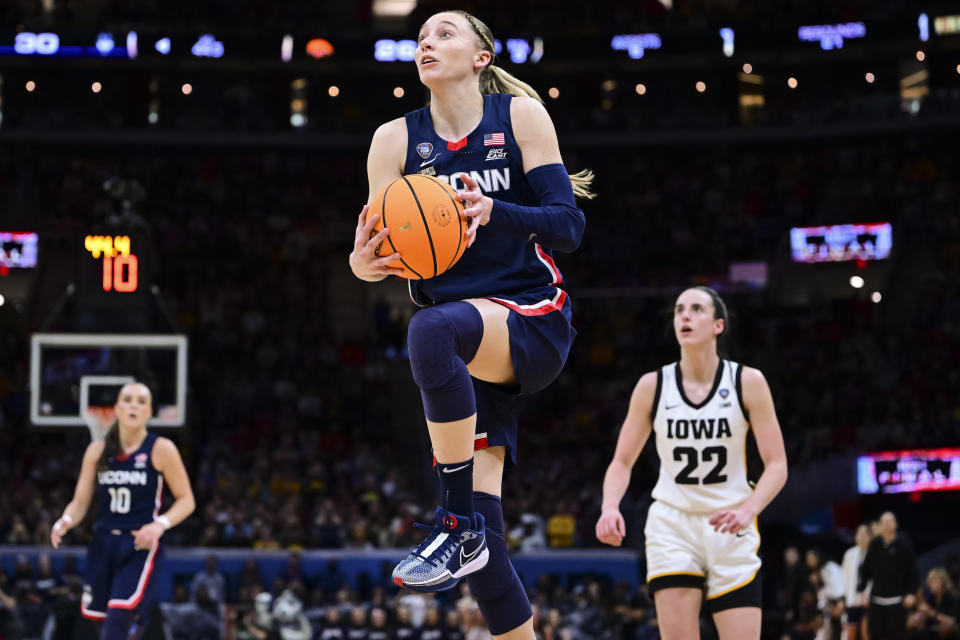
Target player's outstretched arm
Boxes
[132,437,195,549]
[709,367,788,534]
[350,118,408,282]
[51,440,104,548]
[596,372,657,547]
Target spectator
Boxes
[565,580,605,638]
[319,605,347,639]
[10,555,44,639]
[782,546,808,623]
[546,502,576,548]
[312,500,346,549]
[806,548,844,638]
[400,590,432,629]
[272,588,312,640]
[172,584,189,604]
[190,554,227,606]
[443,609,466,640]
[842,524,873,640]
[367,607,389,640]
[463,607,491,640]
[396,604,420,639]
[859,512,919,640]
[508,513,547,553]
[33,554,61,603]
[59,556,82,591]
[0,569,21,639]
[47,580,88,640]
[7,516,29,545]
[908,567,959,640]
[789,589,824,640]
[237,591,274,640]
[162,584,221,640]
[419,606,441,640]
[346,605,368,640]
[303,588,326,635]
[609,580,654,640]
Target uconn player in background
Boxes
[595,288,788,640]
[349,9,592,640]
[51,382,195,640]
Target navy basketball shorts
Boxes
[473,290,576,463]
[81,528,164,621]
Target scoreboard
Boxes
[78,230,154,308]
[0,231,38,269]
[790,222,892,263]
[84,234,140,293]
[858,448,960,494]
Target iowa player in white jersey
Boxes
[596,287,788,640]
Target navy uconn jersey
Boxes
[95,432,162,531]
[404,93,568,315]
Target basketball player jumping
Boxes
[349,9,592,640]
[51,382,194,640]
[596,287,788,640]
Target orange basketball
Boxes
[366,174,468,280]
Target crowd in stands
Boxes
[0,548,658,639]
[2,522,958,639]
[767,520,960,640]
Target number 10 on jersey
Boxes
[108,487,131,513]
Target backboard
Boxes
[29,333,187,428]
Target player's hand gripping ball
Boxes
[365,174,468,280]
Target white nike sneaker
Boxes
[392,507,489,593]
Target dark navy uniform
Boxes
[403,93,578,462]
[81,432,165,621]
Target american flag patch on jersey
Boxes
[483,132,505,146]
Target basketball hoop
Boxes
[83,406,116,442]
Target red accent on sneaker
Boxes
[443,514,458,530]
[393,576,404,587]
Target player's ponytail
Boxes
[480,64,543,103]
[98,421,121,470]
[452,10,596,200]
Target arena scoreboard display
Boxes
[0,231,38,269]
[857,448,960,494]
[0,12,944,66]
[78,231,154,306]
[84,234,139,292]
[790,222,892,263]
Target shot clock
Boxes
[84,234,139,293]
[77,228,154,308]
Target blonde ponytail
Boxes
[450,9,596,200]
[482,65,595,198]
[569,169,596,200]
[481,64,543,103]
